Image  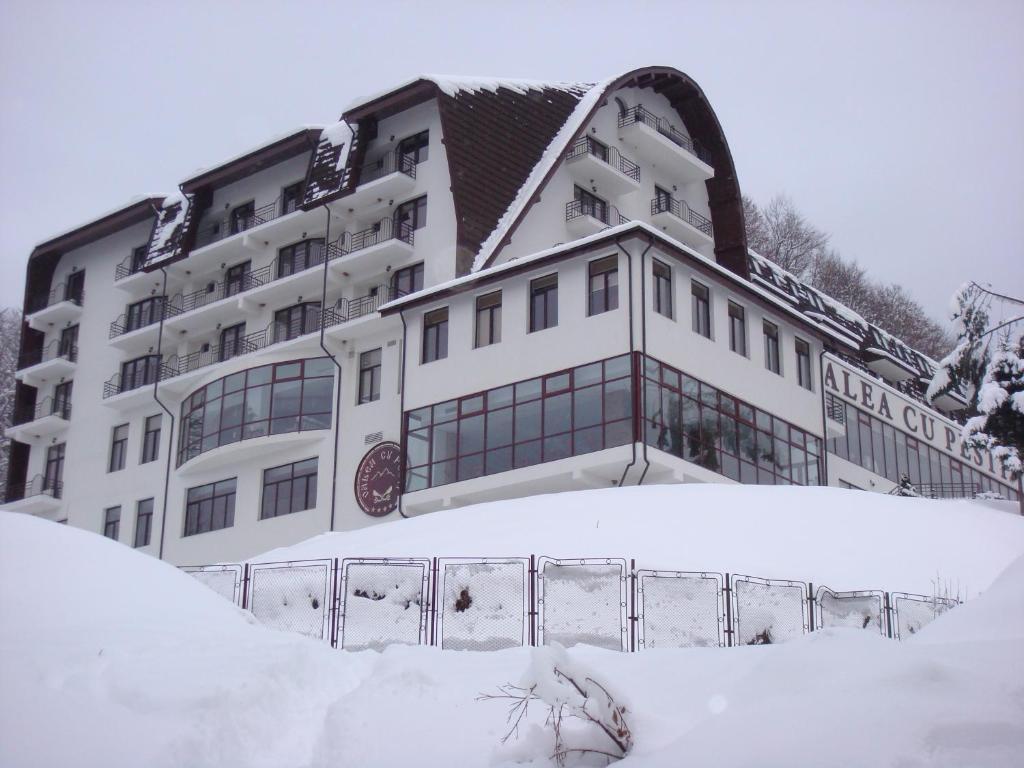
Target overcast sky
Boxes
[1,0,1021,323]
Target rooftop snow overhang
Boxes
[180,128,323,194]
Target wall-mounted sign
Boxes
[355,441,402,517]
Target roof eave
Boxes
[180,128,322,194]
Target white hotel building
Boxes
[4,67,1019,564]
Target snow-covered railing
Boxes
[17,338,77,371]
[650,195,713,236]
[566,136,640,182]
[617,104,714,165]
[179,556,959,652]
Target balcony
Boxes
[113,251,159,294]
[0,474,63,516]
[649,196,714,253]
[25,283,83,332]
[5,396,71,443]
[327,219,415,280]
[342,152,418,215]
[16,339,77,388]
[565,199,629,238]
[323,284,404,341]
[102,365,165,410]
[108,304,165,352]
[565,137,641,197]
[618,105,714,184]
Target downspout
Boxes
[397,308,410,517]
[316,204,343,532]
[615,238,636,487]
[818,348,831,487]
[153,267,175,561]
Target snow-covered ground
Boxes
[2,485,1023,767]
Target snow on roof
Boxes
[471,77,610,271]
[320,120,352,172]
[180,125,324,184]
[32,195,163,250]
[344,74,590,112]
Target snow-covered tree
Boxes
[927,283,1024,481]
[0,307,22,492]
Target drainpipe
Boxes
[635,235,654,486]
[397,308,410,518]
[316,205,343,532]
[152,267,175,561]
[818,348,831,488]
[615,238,637,487]
[615,237,653,487]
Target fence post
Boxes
[430,557,439,647]
[241,563,250,611]
[330,558,339,649]
[723,573,733,647]
[629,558,637,653]
[529,555,537,647]
[884,592,894,639]
[807,582,815,633]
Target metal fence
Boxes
[180,556,959,652]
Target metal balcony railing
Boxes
[566,136,640,182]
[328,218,415,260]
[322,285,406,328]
[17,339,77,371]
[916,482,981,500]
[12,395,72,426]
[564,199,629,227]
[617,104,714,166]
[109,298,166,339]
[27,281,84,314]
[114,252,148,281]
[193,196,295,249]
[650,195,713,237]
[2,474,62,504]
[103,360,166,399]
[359,151,417,185]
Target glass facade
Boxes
[827,400,1019,500]
[177,357,334,466]
[642,356,823,485]
[404,354,634,492]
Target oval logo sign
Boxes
[354,441,401,517]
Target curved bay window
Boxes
[643,356,822,485]
[404,354,634,492]
[177,357,334,466]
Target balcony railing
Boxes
[27,281,84,314]
[2,474,62,504]
[359,151,417,185]
[17,339,77,371]
[103,362,167,399]
[193,196,295,250]
[651,196,713,237]
[328,218,415,260]
[114,252,147,281]
[109,299,166,339]
[12,395,72,426]
[916,482,981,500]
[566,137,640,182]
[618,104,714,166]
[564,199,629,227]
[323,284,406,328]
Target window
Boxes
[728,302,747,356]
[281,181,304,215]
[475,291,502,347]
[219,323,246,361]
[125,296,164,332]
[394,195,427,234]
[763,320,781,374]
[64,270,85,304]
[134,499,153,548]
[230,201,255,234]
[588,256,618,316]
[359,348,382,403]
[422,308,449,363]
[795,338,812,390]
[392,262,424,296]
[404,354,633,492]
[273,302,321,342]
[141,414,161,464]
[584,135,609,162]
[225,261,251,296]
[53,381,72,419]
[530,274,558,332]
[261,458,318,519]
[177,357,334,466]
[691,281,711,338]
[398,130,429,165]
[109,423,128,472]
[654,185,673,215]
[277,239,325,278]
[130,244,148,274]
[653,260,673,318]
[120,355,161,392]
[44,443,64,496]
[573,185,607,223]
[184,478,237,536]
[103,506,120,541]
[59,324,78,361]
[642,355,823,486]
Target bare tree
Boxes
[0,308,22,492]
[743,194,829,280]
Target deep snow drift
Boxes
[2,485,1023,768]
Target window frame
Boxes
[134,498,153,548]
[260,458,318,520]
[728,301,747,357]
[109,423,129,472]
[392,262,424,296]
[587,256,619,316]
[474,291,502,348]
[398,130,429,165]
[281,181,304,215]
[653,259,673,319]
[394,195,427,233]
[795,337,813,390]
[422,307,449,364]
[141,414,161,464]
[184,478,237,537]
[358,348,382,404]
[103,506,121,541]
[691,280,711,339]
[529,273,559,333]
[763,320,781,375]
[230,201,255,234]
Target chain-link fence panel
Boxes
[537,557,627,651]
[247,560,332,641]
[637,570,726,648]
[814,588,886,635]
[339,558,430,651]
[181,564,243,605]
[890,592,957,639]
[437,558,529,651]
[731,575,808,646]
